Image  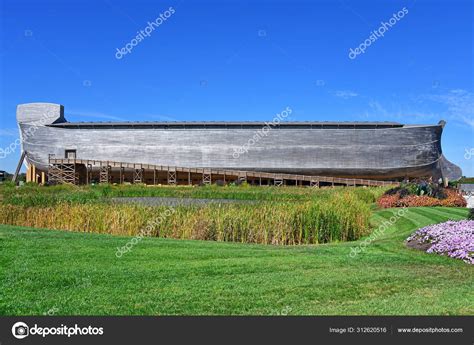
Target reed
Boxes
[0,183,387,206]
[0,190,372,245]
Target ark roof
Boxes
[48,121,404,129]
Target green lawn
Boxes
[0,207,472,315]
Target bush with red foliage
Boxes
[377,194,399,208]
[395,195,441,207]
[377,187,466,208]
[439,189,467,207]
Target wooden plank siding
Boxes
[16,103,463,183]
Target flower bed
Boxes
[377,189,466,208]
[406,220,474,264]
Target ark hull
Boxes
[16,103,462,181]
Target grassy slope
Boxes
[0,207,472,315]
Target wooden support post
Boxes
[26,165,30,183]
[48,163,76,185]
[274,177,283,187]
[188,171,191,185]
[238,173,247,184]
[203,171,211,185]
[167,169,176,185]
[48,164,60,184]
[41,172,45,185]
[12,151,27,183]
[88,164,93,184]
[153,169,156,185]
[31,164,36,183]
[99,165,109,184]
[133,168,143,184]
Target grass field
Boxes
[0,206,472,315]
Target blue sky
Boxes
[0,0,473,175]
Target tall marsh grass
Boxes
[0,183,387,206]
[0,189,373,245]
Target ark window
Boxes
[65,150,77,159]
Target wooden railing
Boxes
[49,157,400,187]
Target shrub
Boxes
[377,188,466,208]
[439,189,467,207]
[398,188,410,198]
[406,183,419,196]
[377,194,399,208]
[385,187,402,195]
[378,181,465,208]
[431,185,447,200]
[0,181,16,188]
[396,195,441,207]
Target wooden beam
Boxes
[31,164,36,183]
[12,151,27,183]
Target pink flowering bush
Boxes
[407,220,474,264]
